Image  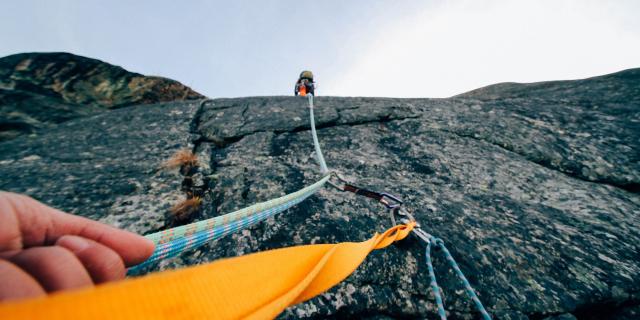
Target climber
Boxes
[294,70,315,96]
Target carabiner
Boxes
[327,171,348,191]
[379,192,403,210]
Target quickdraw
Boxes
[327,172,491,320]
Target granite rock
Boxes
[0,69,639,319]
[0,52,204,141]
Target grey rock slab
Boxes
[196,96,420,142]
[457,68,640,105]
[0,69,639,319]
[437,97,639,192]
[0,100,200,235]
[193,118,639,319]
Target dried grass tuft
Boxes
[170,197,202,222]
[163,149,198,169]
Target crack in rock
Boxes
[444,129,639,194]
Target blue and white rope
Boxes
[128,177,328,274]
[128,186,321,274]
[425,237,492,320]
[426,240,447,320]
[308,94,329,174]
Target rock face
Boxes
[457,68,640,104]
[0,68,639,319]
[0,52,204,141]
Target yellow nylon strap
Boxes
[0,222,415,320]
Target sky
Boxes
[1,0,639,98]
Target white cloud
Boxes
[325,0,640,98]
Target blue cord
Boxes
[425,237,491,320]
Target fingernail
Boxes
[58,236,90,253]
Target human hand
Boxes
[0,191,155,301]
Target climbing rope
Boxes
[128,176,329,273]
[425,236,492,320]
[425,241,446,319]
[308,94,329,174]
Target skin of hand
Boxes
[0,191,155,301]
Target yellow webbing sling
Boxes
[0,223,415,319]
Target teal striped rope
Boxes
[145,176,329,246]
[425,240,447,320]
[426,237,491,320]
[128,175,329,274]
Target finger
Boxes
[56,235,125,283]
[9,246,93,292]
[50,213,155,267]
[0,260,45,301]
[0,192,23,252]
[0,249,21,260]
[0,192,155,266]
